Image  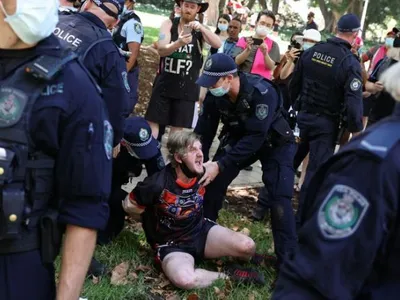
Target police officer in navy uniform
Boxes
[0,1,112,299]
[272,61,400,300]
[113,0,144,111]
[89,116,165,275]
[195,53,297,271]
[54,0,129,146]
[291,14,364,214]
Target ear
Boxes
[197,6,201,13]
[174,153,183,164]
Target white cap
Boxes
[295,29,321,43]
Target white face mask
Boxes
[256,25,272,37]
[0,0,59,45]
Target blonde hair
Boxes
[380,61,400,102]
[167,131,200,167]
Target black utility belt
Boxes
[0,228,40,255]
[300,107,340,120]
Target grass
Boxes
[78,209,276,300]
[143,27,160,46]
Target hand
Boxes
[362,91,371,98]
[259,41,268,56]
[122,194,145,216]
[178,31,192,46]
[113,144,121,158]
[286,48,300,61]
[245,37,254,51]
[374,81,384,92]
[199,161,220,186]
[188,21,202,31]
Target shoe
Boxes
[87,257,108,277]
[251,205,267,221]
[244,165,253,171]
[250,253,278,270]
[224,264,265,285]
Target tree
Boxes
[219,0,226,14]
[259,0,267,10]
[206,0,221,26]
[271,0,280,14]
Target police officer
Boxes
[291,14,364,201]
[0,1,112,299]
[195,53,297,270]
[272,61,400,300]
[89,116,165,276]
[113,0,144,111]
[54,0,129,146]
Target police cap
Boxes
[196,53,237,88]
[121,117,159,160]
[337,13,361,33]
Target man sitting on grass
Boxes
[123,131,265,289]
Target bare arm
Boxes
[56,225,97,300]
[280,49,301,80]
[126,42,140,72]
[263,51,276,71]
[198,24,221,49]
[235,38,253,65]
[157,19,187,57]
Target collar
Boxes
[238,72,254,97]
[169,165,198,189]
[226,37,239,43]
[327,37,352,49]
[79,12,107,30]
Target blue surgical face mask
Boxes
[302,42,315,50]
[209,83,230,97]
[385,37,395,48]
[218,23,228,32]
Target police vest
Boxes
[113,11,144,51]
[152,17,204,102]
[298,40,353,117]
[301,116,400,288]
[217,73,293,145]
[0,51,78,261]
[54,14,114,61]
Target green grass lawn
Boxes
[79,209,276,300]
[143,27,160,46]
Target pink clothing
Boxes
[236,36,274,79]
[369,46,387,75]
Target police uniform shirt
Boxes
[195,73,280,169]
[0,36,113,230]
[272,105,400,299]
[55,12,130,145]
[120,14,144,45]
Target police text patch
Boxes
[318,184,369,239]
[255,104,269,120]
[350,78,362,91]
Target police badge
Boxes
[121,71,131,93]
[139,128,149,142]
[255,104,269,120]
[0,88,27,128]
[318,184,369,239]
[134,23,143,35]
[205,58,212,70]
[103,120,114,160]
[350,78,362,91]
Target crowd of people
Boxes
[1,0,400,299]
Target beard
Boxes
[181,12,196,23]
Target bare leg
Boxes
[162,252,227,290]
[204,225,256,260]
[298,153,309,190]
[147,121,159,139]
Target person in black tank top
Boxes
[144,0,221,140]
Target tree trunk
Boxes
[271,0,280,14]
[205,0,220,26]
[258,0,268,10]
[219,0,226,14]
[247,0,257,10]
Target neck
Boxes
[175,166,194,184]
[254,33,266,39]
[227,77,240,102]
[220,31,229,37]
[60,0,74,7]
[229,36,239,42]
[336,34,354,45]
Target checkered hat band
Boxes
[122,137,152,148]
[203,69,237,77]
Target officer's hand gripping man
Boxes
[0,1,112,299]
[194,53,297,270]
[272,61,400,300]
[54,0,129,146]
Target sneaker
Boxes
[87,258,108,277]
[251,205,267,221]
[250,253,278,270]
[224,264,265,285]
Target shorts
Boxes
[145,94,195,128]
[155,219,217,264]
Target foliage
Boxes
[143,27,160,46]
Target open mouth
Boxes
[195,160,202,167]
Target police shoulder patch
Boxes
[255,104,269,120]
[134,22,143,35]
[318,184,369,239]
[122,71,131,93]
[0,87,27,128]
[350,78,362,91]
[104,120,114,160]
[139,128,149,141]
